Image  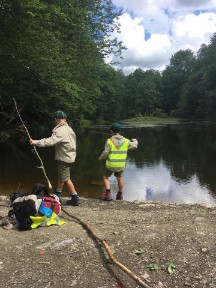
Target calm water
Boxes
[1,123,216,206]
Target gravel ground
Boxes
[0,196,216,288]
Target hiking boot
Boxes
[66,194,80,206]
[100,191,112,201]
[116,192,123,200]
[100,191,106,200]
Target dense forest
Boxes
[1,0,216,129]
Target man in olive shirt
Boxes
[29,111,80,206]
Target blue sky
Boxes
[106,0,216,74]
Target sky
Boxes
[106,0,216,75]
[124,162,216,206]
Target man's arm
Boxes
[29,130,64,147]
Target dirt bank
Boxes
[0,196,216,288]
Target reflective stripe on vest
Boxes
[106,138,129,168]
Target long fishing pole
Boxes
[89,130,110,136]
[13,98,52,189]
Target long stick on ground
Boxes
[13,98,52,189]
[62,207,151,288]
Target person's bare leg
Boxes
[103,175,110,190]
[100,175,112,200]
[117,177,123,192]
[55,182,64,198]
[65,179,76,194]
[116,177,123,200]
[56,182,64,191]
[57,180,76,193]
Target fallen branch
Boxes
[13,98,52,189]
[62,207,151,288]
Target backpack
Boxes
[8,183,61,230]
[38,196,61,217]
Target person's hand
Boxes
[29,138,36,145]
[130,139,136,142]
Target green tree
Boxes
[0,0,124,126]
[124,69,162,118]
[177,34,216,119]
[200,33,216,119]
[161,49,196,116]
[94,65,125,122]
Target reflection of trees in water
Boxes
[0,138,55,191]
[1,125,216,198]
[0,141,30,178]
[167,161,196,183]
[75,129,108,183]
[123,124,216,197]
[123,127,164,165]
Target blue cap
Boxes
[54,111,67,119]
[110,123,121,133]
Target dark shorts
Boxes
[57,161,72,183]
[104,167,123,178]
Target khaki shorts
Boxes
[57,161,71,183]
[104,167,123,178]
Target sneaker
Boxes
[66,194,80,206]
[116,192,123,200]
[100,191,112,201]
[54,191,62,204]
[54,191,61,197]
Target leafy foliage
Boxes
[1,0,216,127]
[132,248,144,255]
[0,0,124,126]
[161,49,196,116]
[166,262,176,274]
[147,263,159,271]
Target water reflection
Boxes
[122,161,215,205]
[0,123,216,206]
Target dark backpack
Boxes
[8,183,51,230]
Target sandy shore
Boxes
[0,196,216,288]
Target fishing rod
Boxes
[89,130,110,136]
[13,98,52,189]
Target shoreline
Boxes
[1,197,216,288]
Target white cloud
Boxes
[108,0,216,74]
[175,0,215,8]
[121,161,216,205]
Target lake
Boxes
[0,122,216,206]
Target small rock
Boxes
[194,217,206,222]
[190,274,202,280]
[184,283,192,287]
[157,281,164,288]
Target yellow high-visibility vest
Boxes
[30,213,66,229]
[106,138,129,169]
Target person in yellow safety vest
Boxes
[98,123,138,201]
